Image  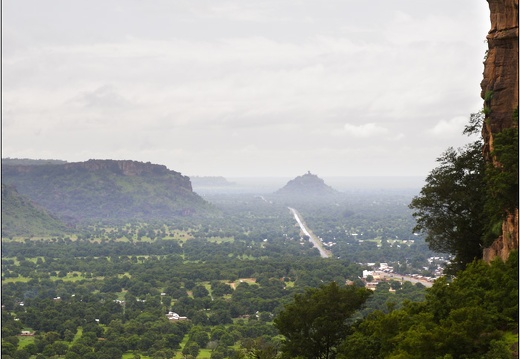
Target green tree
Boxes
[274,282,371,359]
[409,141,486,273]
[12,349,30,359]
[190,329,210,348]
[389,280,402,291]
[50,341,69,355]
[1,342,17,357]
[192,285,209,298]
[483,125,519,242]
[240,337,279,359]
[339,252,518,359]
[482,339,514,359]
[182,342,200,357]
[220,332,235,347]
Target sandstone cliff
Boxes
[481,0,519,262]
[2,159,213,222]
[65,159,177,177]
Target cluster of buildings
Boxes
[165,311,188,321]
[359,259,449,290]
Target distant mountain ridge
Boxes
[2,159,215,223]
[275,172,339,197]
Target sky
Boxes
[2,0,490,178]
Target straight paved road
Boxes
[288,207,331,258]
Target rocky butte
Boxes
[275,172,339,197]
[481,0,519,262]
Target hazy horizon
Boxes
[2,156,426,189]
[3,1,488,177]
[194,175,426,194]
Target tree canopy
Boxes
[338,251,518,359]
[274,282,372,359]
[409,140,486,273]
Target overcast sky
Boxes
[2,0,490,178]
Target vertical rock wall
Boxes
[481,0,519,262]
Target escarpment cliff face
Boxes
[481,0,519,262]
[65,159,173,176]
[2,159,213,222]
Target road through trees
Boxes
[288,207,331,258]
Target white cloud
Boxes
[1,0,490,177]
[341,123,389,138]
[67,85,131,110]
[204,3,270,22]
[428,116,468,138]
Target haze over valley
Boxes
[2,1,518,358]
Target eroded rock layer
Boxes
[481,0,519,262]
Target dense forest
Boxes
[2,176,518,358]
[1,186,442,359]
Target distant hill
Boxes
[275,172,339,197]
[1,184,71,237]
[2,159,216,223]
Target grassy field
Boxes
[17,335,35,348]
[122,352,150,358]
[173,335,214,359]
[206,236,234,243]
[3,228,197,243]
[2,276,32,284]
[166,229,194,241]
[2,231,238,248]
[14,329,219,359]
[1,271,108,284]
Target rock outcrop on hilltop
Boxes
[65,159,177,177]
[275,172,338,197]
[481,0,519,262]
[2,159,213,222]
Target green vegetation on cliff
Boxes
[483,123,519,242]
[1,184,71,238]
[2,159,216,224]
[409,140,486,274]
